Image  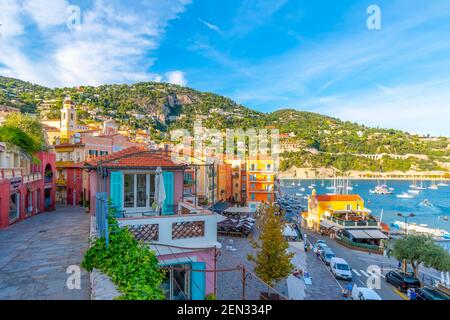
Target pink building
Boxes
[84,146,220,300]
[0,146,56,229]
[54,132,140,206]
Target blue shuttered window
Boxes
[110,171,123,209]
[162,171,174,215]
[190,262,206,300]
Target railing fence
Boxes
[95,192,110,248]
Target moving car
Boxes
[330,257,352,281]
[319,247,336,265]
[351,285,382,300]
[416,287,450,300]
[385,271,421,292]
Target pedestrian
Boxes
[410,288,417,300]
[398,260,402,269]
[406,287,412,299]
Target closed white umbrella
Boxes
[154,167,166,215]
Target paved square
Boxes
[0,207,90,300]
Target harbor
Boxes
[280,179,450,252]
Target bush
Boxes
[81,216,165,300]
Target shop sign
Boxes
[10,177,22,191]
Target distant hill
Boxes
[1,76,448,173]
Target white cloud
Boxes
[198,18,222,34]
[0,0,192,87]
[165,71,187,86]
[23,0,69,29]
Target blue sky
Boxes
[1,0,450,135]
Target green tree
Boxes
[3,112,46,150]
[0,125,41,156]
[392,235,450,277]
[248,204,294,286]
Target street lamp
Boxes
[397,213,415,236]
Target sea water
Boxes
[280,179,450,252]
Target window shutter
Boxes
[162,171,174,215]
[110,171,123,209]
[190,262,206,300]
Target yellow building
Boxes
[304,190,369,232]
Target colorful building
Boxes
[303,190,387,246]
[0,144,56,228]
[85,146,220,300]
[246,156,276,210]
[44,97,141,206]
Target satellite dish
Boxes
[74,132,81,138]
[74,138,81,143]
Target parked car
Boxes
[385,271,421,292]
[330,257,352,281]
[351,285,382,300]
[313,241,328,253]
[416,287,450,300]
[319,247,336,265]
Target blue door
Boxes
[191,262,206,300]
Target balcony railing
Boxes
[22,172,42,183]
[0,167,23,179]
[56,177,67,186]
[117,207,217,249]
[324,216,379,228]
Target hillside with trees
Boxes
[1,76,449,173]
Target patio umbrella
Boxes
[154,167,166,215]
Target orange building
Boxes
[246,157,276,209]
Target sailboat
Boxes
[416,180,426,190]
[437,179,449,187]
[428,180,439,190]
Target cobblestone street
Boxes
[0,207,90,300]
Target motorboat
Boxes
[396,192,414,199]
[419,199,433,207]
[370,184,394,195]
[408,189,420,195]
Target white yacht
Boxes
[396,192,414,199]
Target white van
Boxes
[330,257,352,281]
[351,285,382,300]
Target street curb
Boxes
[394,289,408,300]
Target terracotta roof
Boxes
[84,146,183,169]
[315,195,363,202]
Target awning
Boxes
[346,229,371,239]
[320,220,334,229]
[347,229,388,239]
[363,229,388,239]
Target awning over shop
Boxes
[320,220,334,229]
[346,229,388,240]
[346,229,370,239]
[363,229,388,239]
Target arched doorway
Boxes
[44,164,53,183]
